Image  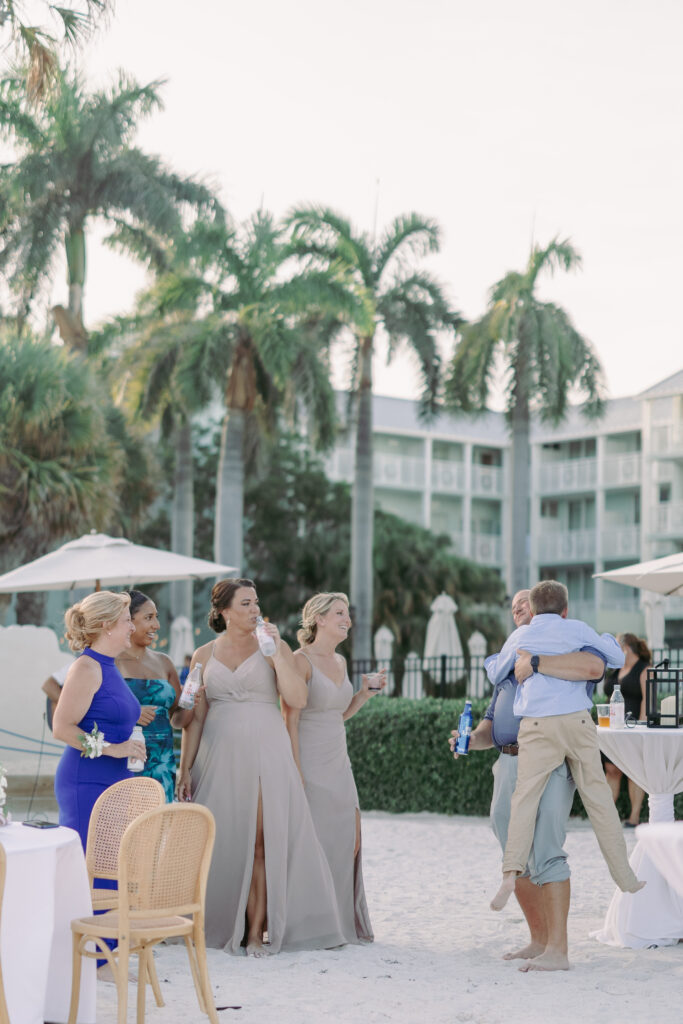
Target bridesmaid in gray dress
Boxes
[284,592,386,944]
[176,579,343,956]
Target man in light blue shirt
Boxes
[489,580,645,923]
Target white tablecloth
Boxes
[636,822,683,899]
[0,823,96,1024]
[593,725,683,948]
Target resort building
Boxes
[326,370,683,646]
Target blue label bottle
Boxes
[455,700,473,755]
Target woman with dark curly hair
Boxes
[603,632,651,827]
[176,578,342,957]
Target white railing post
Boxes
[468,631,487,698]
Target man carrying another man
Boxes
[449,588,607,971]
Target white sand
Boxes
[96,812,683,1024]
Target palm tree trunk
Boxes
[66,226,86,324]
[214,407,245,572]
[170,418,194,621]
[510,367,530,595]
[350,336,374,661]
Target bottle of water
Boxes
[255,616,277,657]
[455,700,473,755]
[128,725,146,772]
[178,663,203,709]
[609,683,625,730]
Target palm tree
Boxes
[0,67,219,349]
[0,1,112,98]
[444,237,606,595]
[287,206,460,660]
[106,211,350,576]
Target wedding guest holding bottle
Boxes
[283,592,385,945]
[116,589,191,802]
[176,578,343,956]
[53,590,146,849]
[602,633,651,827]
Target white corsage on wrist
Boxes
[80,723,110,759]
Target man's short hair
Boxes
[529,580,568,616]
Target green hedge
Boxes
[346,696,683,820]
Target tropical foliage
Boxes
[0,67,219,348]
[444,238,606,593]
[288,205,461,659]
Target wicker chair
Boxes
[86,777,165,912]
[68,803,219,1024]
[0,845,9,1024]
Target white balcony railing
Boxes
[470,465,503,496]
[324,449,426,490]
[470,533,503,565]
[600,525,641,559]
[603,453,641,487]
[650,424,683,458]
[538,458,597,494]
[431,459,466,493]
[538,529,596,563]
[651,502,683,537]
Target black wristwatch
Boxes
[530,654,540,674]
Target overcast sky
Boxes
[73,0,683,405]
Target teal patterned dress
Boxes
[123,677,177,802]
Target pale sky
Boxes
[67,0,683,403]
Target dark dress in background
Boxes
[604,659,648,719]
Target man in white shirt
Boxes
[487,580,644,914]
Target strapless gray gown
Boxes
[191,648,344,953]
[298,655,373,943]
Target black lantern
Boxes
[646,659,683,728]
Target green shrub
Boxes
[346,696,683,820]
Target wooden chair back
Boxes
[85,777,165,901]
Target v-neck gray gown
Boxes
[191,648,344,953]
[297,654,373,943]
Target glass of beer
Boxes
[597,704,610,728]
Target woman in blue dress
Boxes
[53,590,146,849]
[116,590,192,802]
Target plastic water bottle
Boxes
[455,700,473,755]
[255,616,277,657]
[609,683,625,730]
[178,663,202,709]
[128,725,146,772]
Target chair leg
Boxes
[145,946,165,1008]
[116,938,129,1024]
[193,927,219,1024]
[67,932,83,1024]
[136,948,146,1024]
[183,936,206,1014]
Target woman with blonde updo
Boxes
[177,578,343,956]
[53,591,146,851]
[283,592,385,944]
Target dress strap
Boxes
[297,649,314,682]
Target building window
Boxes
[659,484,671,504]
[541,500,559,518]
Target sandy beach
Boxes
[93,810,683,1024]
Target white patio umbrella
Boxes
[0,532,238,593]
[424,592,464,665]
[594,552,683,597]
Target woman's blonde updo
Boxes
[64,591,131,652]
[297,592,349,647]
[208,578,256,633]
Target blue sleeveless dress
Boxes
[122,678,177,802]
[54,648,141,850]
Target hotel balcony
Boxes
[470,532,503,566]
[651,502,683,538]
[471,465,504,497]
[650,424,683,460]
[431,459,466,494]
[600,525,641,560]
[602,453,641,488]
[538,458,597,494]
[537,528,596,563]
[325,449,426,490]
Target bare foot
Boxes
[519,950,570,972]
[502,941,546,961]
[625,879,646,894]
[246,941,269,958]
[490,872,518,911]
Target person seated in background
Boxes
[487,580,644,911]
[602,633,651,827]
[41,662,71,731]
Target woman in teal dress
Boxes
[116,590,194,801]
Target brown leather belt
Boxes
[499,743,519,756]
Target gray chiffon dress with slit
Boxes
[297,653,373,943]
[191,646,344,953]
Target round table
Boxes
[0,822,96,1024]
[593,725,683,949]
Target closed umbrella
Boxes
[0,532,238,593]
[424,592,464,660]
